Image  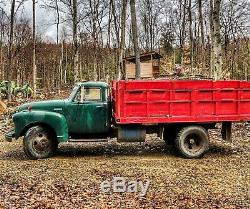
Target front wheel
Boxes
[23,126,57,159]
[175,126,209,158]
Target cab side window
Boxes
[73,90,81,102]
[84,88,101,101]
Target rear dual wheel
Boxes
[23,126,58,159]
[175,126,209,158]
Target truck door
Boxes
[67,86,110,134]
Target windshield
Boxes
[68,85,80,100]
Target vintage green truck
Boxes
[5,80,250,159]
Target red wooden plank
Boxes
[112,80,250,124]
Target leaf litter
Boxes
[0,100,249,208]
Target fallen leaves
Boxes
[0,126,249,208]
[0,100,249,208]
[0,101,7,114]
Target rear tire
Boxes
[23,125,57,159]
[175,126,209,158]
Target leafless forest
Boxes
[0,0,249,93]
[0,1,250,208]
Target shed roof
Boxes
[124,51,163,63]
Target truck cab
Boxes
[65,81,112,136]
[5,81,112,159]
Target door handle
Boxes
[96,106,102,108]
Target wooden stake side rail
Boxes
[111,80,250,124]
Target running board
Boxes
[68,138,109,143]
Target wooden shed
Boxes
[124,51,162,79]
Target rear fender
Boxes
[13,110,69,142]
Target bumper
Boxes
[5,129,15,142]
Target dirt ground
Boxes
[0,123,249,209]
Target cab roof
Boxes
[77,81,109,88]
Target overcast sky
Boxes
[26,0,58,41]
[3,0,59,42]
[2,0,249,42]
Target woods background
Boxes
[0,0,249,93]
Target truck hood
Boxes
[18,99,67,112]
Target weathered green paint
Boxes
[10,81,112,142]
[64,101,110,134]
[13,110,69,142]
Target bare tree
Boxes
[130,0,141,79]
[7,0,27,81]
[140,0,163,51]
[41,0,61,44]
[177,0,188,66]
[72,0,79,82]
[0,8,5,79]
[55,0,60,45]
[7,0,16,81]
[110,0,120,47]
[118,0,128,80]
[81,0,108,81]
[32,0,37,96]
[197,0,205,70]
[210,0,223,80]
[198,0,205,45]
[188,0,194,72]
[0,0,249,92]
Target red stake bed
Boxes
[112,80,250,124]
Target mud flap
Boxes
[221,122,232,142]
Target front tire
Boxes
[175,126,209,158]
[23,125,57,159]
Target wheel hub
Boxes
[184,135,203,153]
[189,138,195,145]
[33,134,49,152]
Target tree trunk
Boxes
[213,0,223,80]
[188,0,194,73]
[55,0,60,45]
[0,11,3,80]
[110,0,119,46]
[32,0,37,97]
[130,0,141,80]
[16,60,20,85]
[0,36,2,80]
[118,0,128,80]
[64,41,67,84]
[59,42,64,90]
[180,0,187,66]
[210,0,223,80]
[89,0,98,81]
[93,43,98,81]
[198,0,205,45]
[198,0,206,71]
[209,0,215,77]
[7,0,15,81]
[73,0,79,83]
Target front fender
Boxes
[13,110,69,142]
